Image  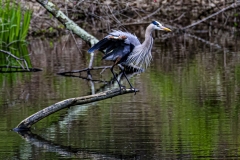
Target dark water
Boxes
[1,27,240,159]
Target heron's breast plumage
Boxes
[126,36,153,69]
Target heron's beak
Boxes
[163,27,171,32]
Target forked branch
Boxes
[0,49,29,70]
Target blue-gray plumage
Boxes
[88,21,171,92]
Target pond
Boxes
[1,25,240,159]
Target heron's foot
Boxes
[120,85,126,89]
[130,87,137,95]
[118,85,126,94]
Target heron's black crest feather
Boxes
[152,21,158,25]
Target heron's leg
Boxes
[119,66,136,94]
[110,57,127,92]
[87,69,92,80]
[110,65,124,91]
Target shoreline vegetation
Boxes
[0,0,32,71]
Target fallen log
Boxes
[13,88,138,131]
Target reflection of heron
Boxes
[88,21,171,92]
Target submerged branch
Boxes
[14,88,138,131]
[57,66,112,75]
[0,66,42,73]
[0,49,30,70]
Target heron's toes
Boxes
[118,86,126,94]
[131,87,137,95]
[120,86,126,91]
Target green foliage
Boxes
[0,0,32,68]
[0,0,32,44]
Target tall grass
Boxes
[0,0,32,69]
[0,0,31,43]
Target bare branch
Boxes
[0,49,29,70]
[140,8,161,21]
[57,66,112,75]
[183,2,240,30]
[14,88,138,131]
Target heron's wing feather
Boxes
[88,30,140,63]
[102,44,135,62]
[102,47,123,60]
[109,30,141,46]
[88,30,140,53]
[88,38,112,53]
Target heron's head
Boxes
[152,21,171,32]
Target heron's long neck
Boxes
[125,24,154,69]
[142,25,154,51]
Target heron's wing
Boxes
[88,38,112,53]
[88,37,126,59]
[88,31,140,62]
[88,30,141,53]
[102,44,135,62]
[108,30,141,46]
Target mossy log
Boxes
[14,88,138,131]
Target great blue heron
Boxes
[88,20,171,92]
